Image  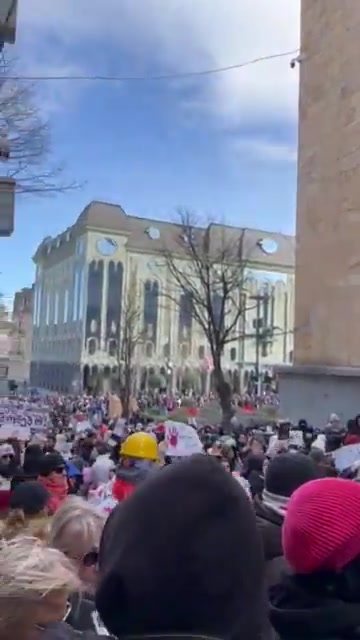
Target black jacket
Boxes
[270,573,360,640]
[254,498,287,588]
[67,594,100,634]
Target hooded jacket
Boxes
[270,572,360,640]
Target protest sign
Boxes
[164,420,203,457]
[332,443,360,471]
[109,394,122,419]
[0,407,49,431]
[0,425,31,440]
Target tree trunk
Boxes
[213,356,233,430]
[121,363,132,419]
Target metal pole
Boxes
[255,295,261,396]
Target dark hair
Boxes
[9,480,50,516]
[23,444,43,475]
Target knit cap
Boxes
[283,477,360,574]
[265,452,320,498]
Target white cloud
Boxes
[19,0,301,126]
[232,137,297,164]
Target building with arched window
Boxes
[30,200,295,393]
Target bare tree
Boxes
[159,210,256,424]
[0,57,79,194]
[117,288,144,418]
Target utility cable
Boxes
[2,49,299,82]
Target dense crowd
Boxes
[0,394,360,640]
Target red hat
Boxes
[283,478,360,574]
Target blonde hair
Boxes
[0,536,80,638]
[1,509,50,542]
[48,496,105,559]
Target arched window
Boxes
[109,339,117,357]
[198,345,205,359]
[230,347,237,362]
[212,292,222,329]
[88,338,96,355]
[143,280,159,345]
[145,342,153,358]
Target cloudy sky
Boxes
[2,0,300,295]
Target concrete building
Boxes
[278,0,360,424]
[30,201,295,393]
[8,286,33,384]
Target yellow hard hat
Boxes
[120,432,159,461]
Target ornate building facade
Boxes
[30,201,295,393]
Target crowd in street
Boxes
[0,392,360,640]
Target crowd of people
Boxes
[0,392,360,640]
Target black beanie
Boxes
[39,452,65,477]
[265,452,320,498]
[96,455,265,640]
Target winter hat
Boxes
[9,480,50,516]
[96,455,265,640]
[265,452,320,498]
[283,478,360,574]
[38,453,65,477]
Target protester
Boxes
[270,478,360,640]
[112,432,159,502]
[242,453,265,498]
[89,443,113,489]
[0,443,17,513]
[1,480,50,541]
[254,452,320,587]
[0,536,82,640]
[96,455,265,639]
[49,496,105,596]
[38,453,68,514]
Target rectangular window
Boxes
[37,286,42,326]
[54,292,59,325]
[33,287,38,327]
[77,266,83,320]
[45,293,50,325]
[73,271,79,321]
[64,290,69,323]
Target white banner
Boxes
[0,408,49,431]
[0,399,49,410]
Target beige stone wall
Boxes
[294,0,360,366]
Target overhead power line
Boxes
[2,49,299,82]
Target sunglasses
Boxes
[82,548,99,568]
[54,467,65,474]
[1,454,13,460]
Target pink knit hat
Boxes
[283,478,360,574]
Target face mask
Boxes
[133,459,153,472]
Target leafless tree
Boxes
[159,210,256,424]
[117,287,144,417]
[0,57,79,194]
